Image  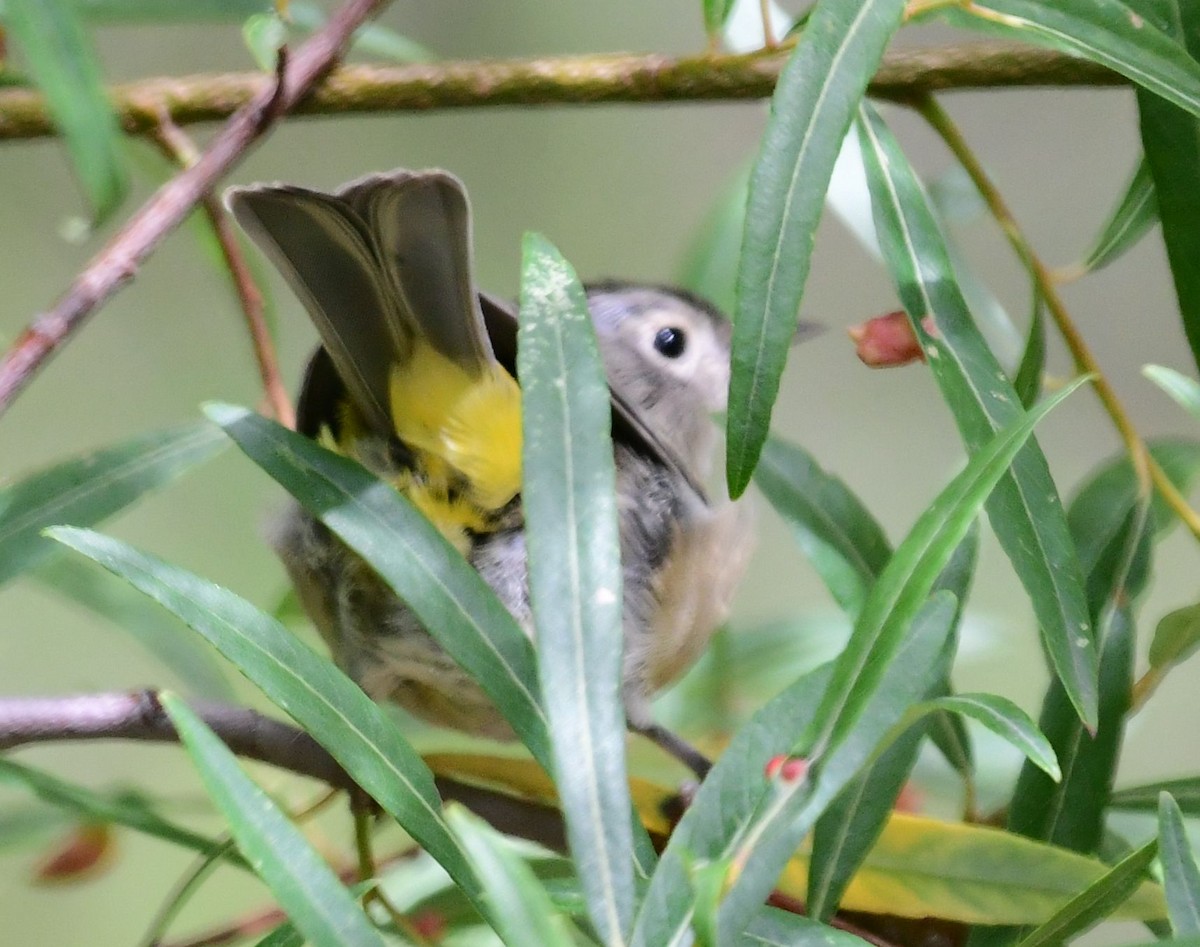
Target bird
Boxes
[228,169,753,777]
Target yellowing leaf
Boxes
[778,813,1165,924]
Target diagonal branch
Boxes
[0,42,1120,142]
[0,0,392,419]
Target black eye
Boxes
[653,326,687,359]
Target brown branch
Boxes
[0,0,391,419]
[0,42,1121,143]
[0,690,569,852]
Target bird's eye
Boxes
[653,326,687,359]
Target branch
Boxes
[0,0,392,418]
[0,42,1120,142]
[0,690,570,852]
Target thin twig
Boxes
[0,690,572,851]
[0,0,390,419]
[150,112,295,429]
[916,96,1200,543]
[0,43,1122,143]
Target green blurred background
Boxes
[1,2,1198,943]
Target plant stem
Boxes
[0,43,1122,142]
[917,96,1200,542]
[150,113,296,429]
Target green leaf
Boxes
[33,556,234,701]
[160,693,386,947]
[1013,837,1159,947]
[1113,778,1200,814]
[806,529,978,922]
[949,0,1200,119]
[1145,365,1200,420]
[0,1,274,23]
[753,434,892,618]
[806,724,927,923]
[717,376,1089,941]
[1076,157,1159,275]
[518,232,634,944]
[48,527,487,914]
[242,11,286,71]
[0,757,233,862]
[445,805,575,947]
[205,404,550,768]
[702,0,738,34]
[1150,602,1200,673]
[1005,598,1136,860]
[726,0,907,496]
[857,100,1098,729]
[254,925,304,947]
[743,908,880,946]
[1128,0,1200,376]
[1067,440,1200,606]
[1160,792,1200,934]
[718,591,960,941]
[630,665,835,947]
[5,0,128,220]
[836,813,1164,924]
[1012,289,1046,410]
[0,422,226,587]
[927,695,1059,781]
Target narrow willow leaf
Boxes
[1068,440,1200,583]
[718,592,959,941]
[0,757,234,863]
[445,805,575,947]
[0,1,273,22]
[1078,157,1159,274]
[753,434,892,618]
[1013,837,1159,947]
[1145,365,1200,420]
[994,492,1146,944]
[807,726,926,923]
[205,404,549,768]
[1128,0,1200,375]
[242,11,286,71]
[718,378,1088,942]
[857,101,1098,729]
[1113,779,1200,814]
[810,377,1091,768]
[949,0,1200,119]
[927,695,1058,781]
[742,907,871,946]
[518,232,633,945]
[0,422,226,587]
[1012,290,1046,410]
[807,530,978,922]
[254,925,304,947]
[818,812,1164,924]
[161,694,386,947]
[1160,793,1200,934]
[48,527,486,913]
[703,0,738,35]
[34,556,234,701]
[1006,596,1137,858]
[5,0,127,220]
[1149,603,1200,673]
[726,0,907,496]
[630,665,835,947]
